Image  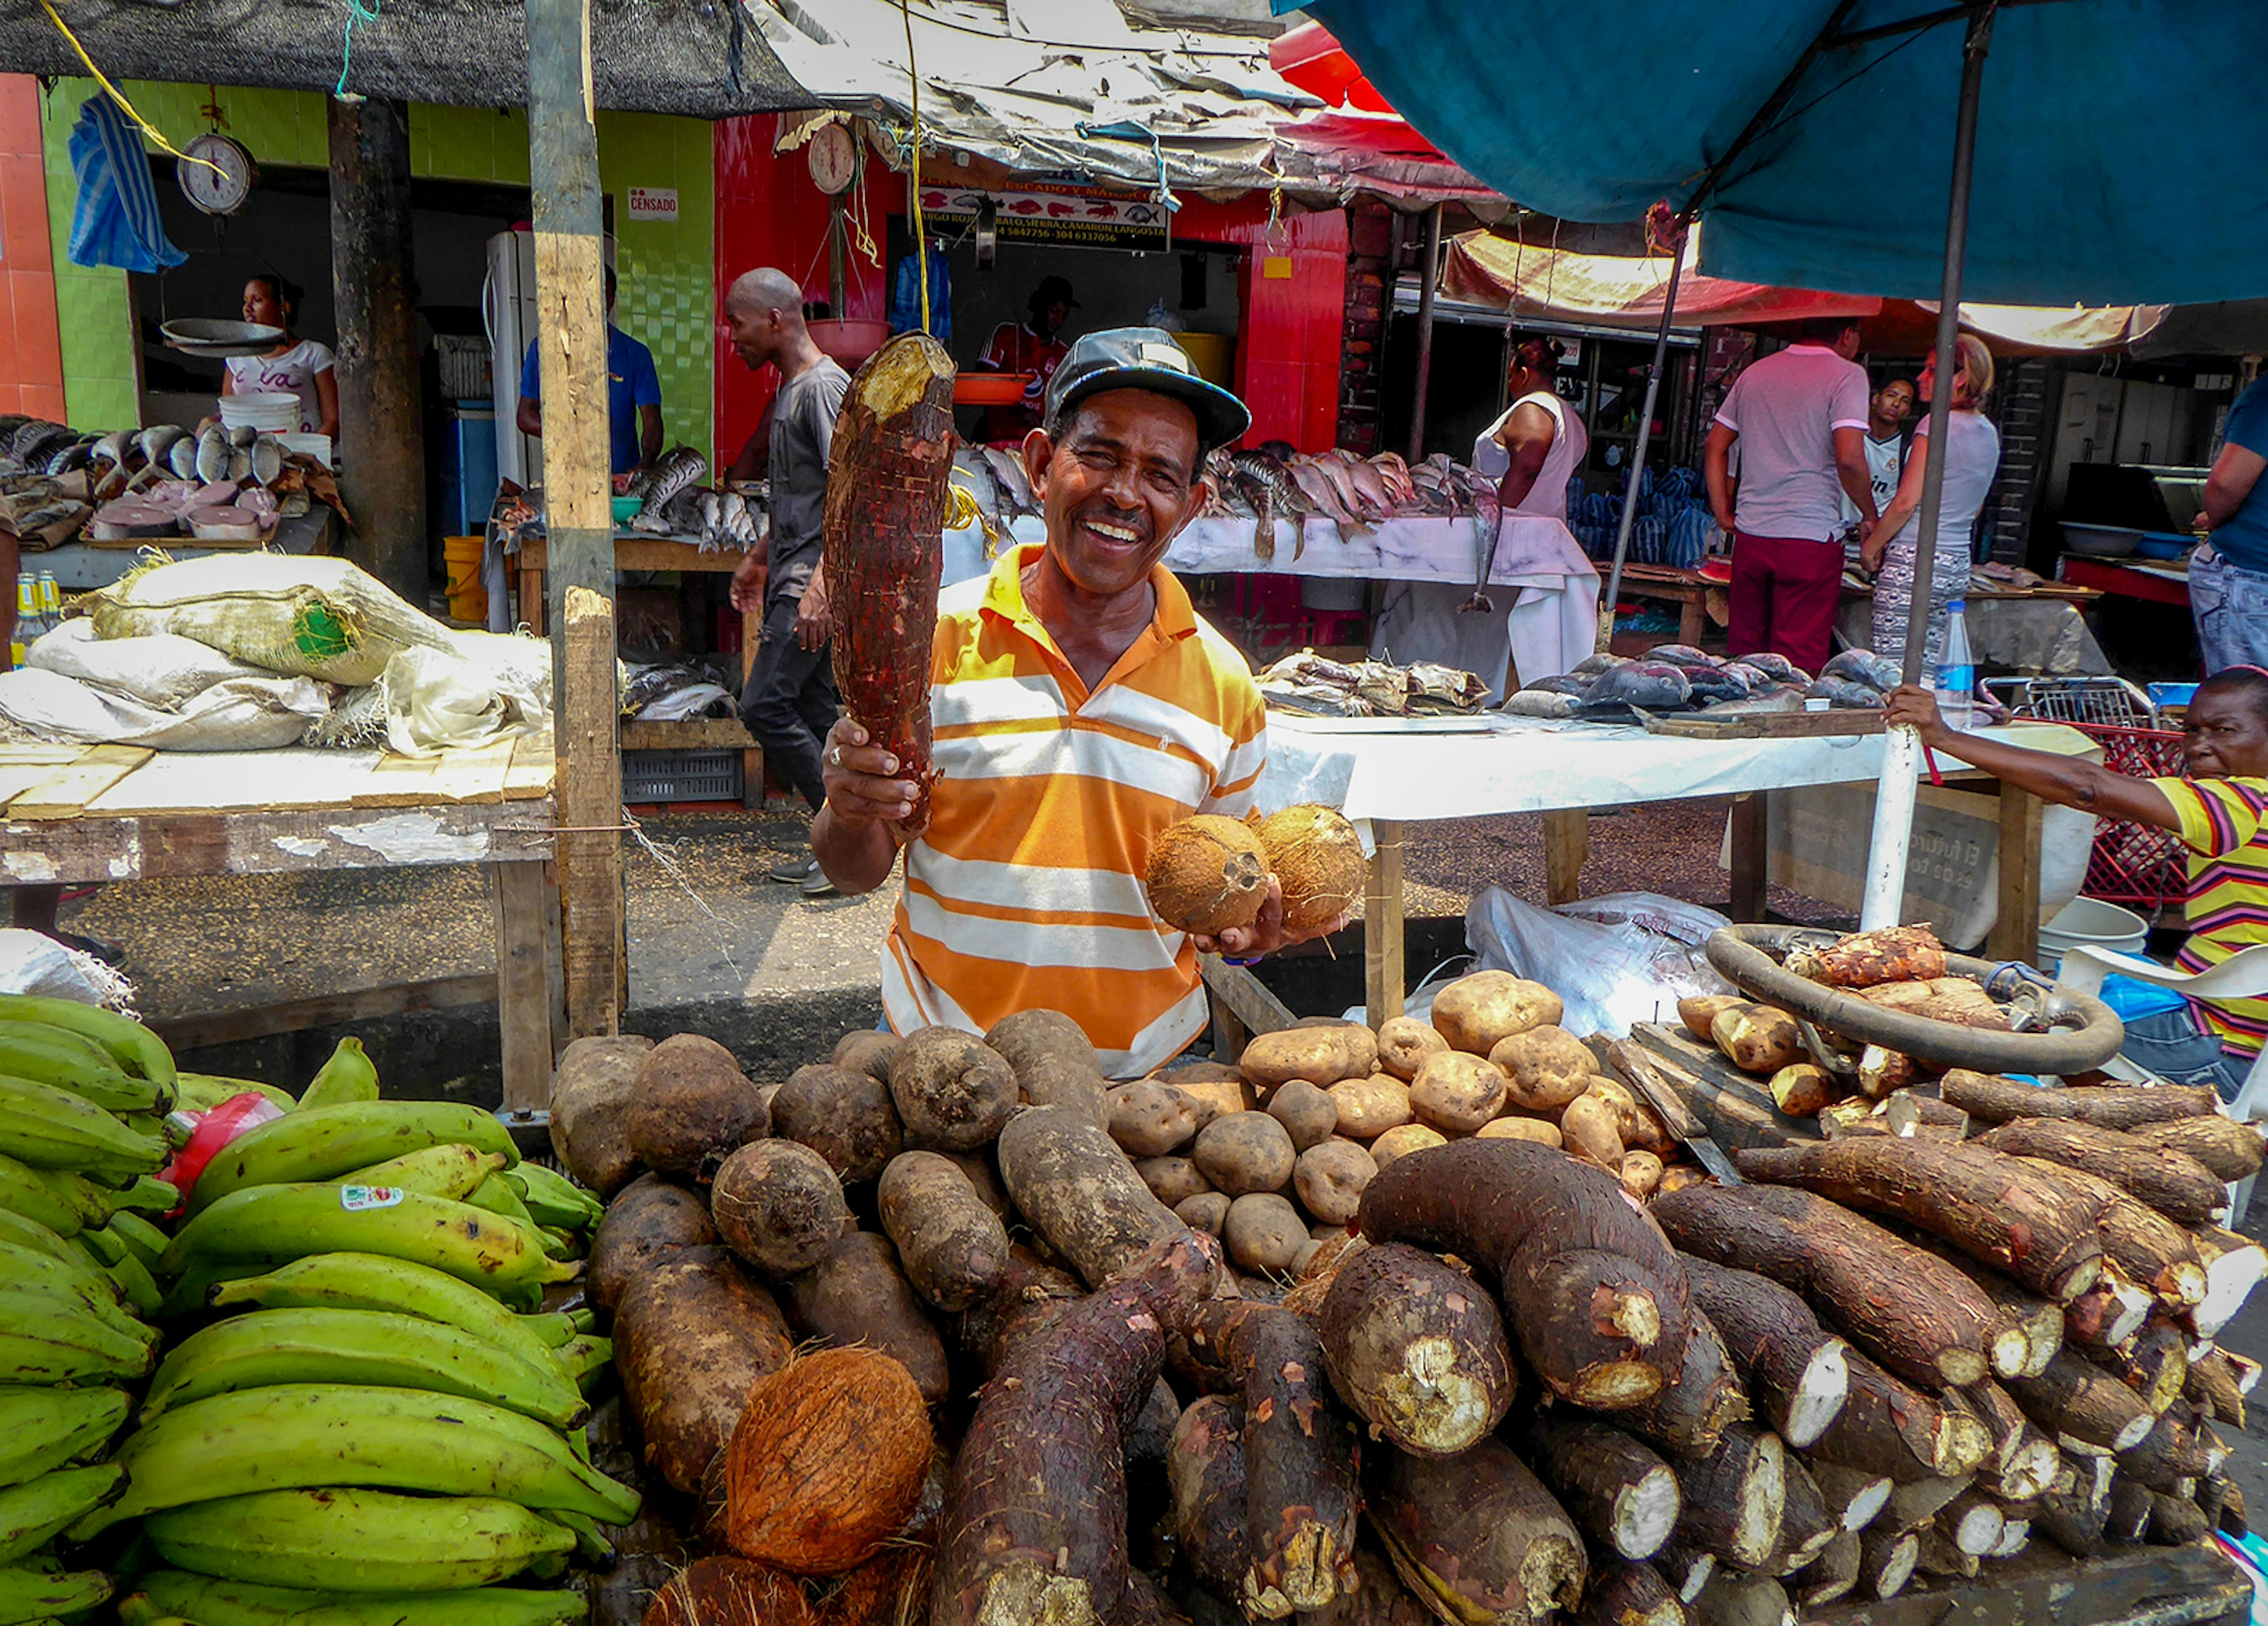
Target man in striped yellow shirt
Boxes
[1885,669,2268,1098]
[812,330,1341,1076]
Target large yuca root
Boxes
[1732,1139,2106,1304]
[822,333,956,836]
[1936,1071,2219,1131]
[1670,1423,1785,1571]
[2005,1158,2205,1309]
[1572,1560,1683,1626]
[1367,1435,1586,1626]
[2006,1347,2156,1452]
[1356,1139,1693,1410]
[1678,1257,1847,1450]
[1651,1182,2013,1389]
[1316,1242,1517,1458]
[2129,1115,2268,1181]
[1524,1415,1683,1562]
[1805,1347,1991,1482]
[1972,1118,2225,1224]
[932,1229,1216,1626]
[1622,1302,1749,1458]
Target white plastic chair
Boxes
[2058,941,2268,1222]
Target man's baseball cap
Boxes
[1043,327,1251,454]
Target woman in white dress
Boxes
[220,274,338,437]
[1862,334,2000,676]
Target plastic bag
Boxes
[379,630,552,757]
[0,927,136,1011]
[1464,885,1733,1037]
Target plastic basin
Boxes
[809,318,891,368]
[2038,895,2149,975]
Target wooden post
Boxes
[1990,784,2044,965]
[1364,819,1406,1026]
[1542,809,1590,906]
[527,0,624,1037]
[328,97,425,602]
[490,861,558,1112]
[1728,795,1769,923]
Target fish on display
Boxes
[1526,674,1589,697]
[90,430,130,468]
[1644,644,1721,669]
[40,438,93,475]
[980,447,1035,516]
[1820,649,1902,692]
[1682,665,1749,704]
[1807,677,1886,709]
[167,435,201,479]
[636,446,708,519]
[1735,651,1808,685]
[194,426,231,484]
[1570,651,1628,678]
[1722,662,1774,690]
[1582,662,1694,711]
[696,490,724,552]
[248,436,283,487]
[1700,689,1805,716]
[1502,689,1582,718]
[139,425,188,465]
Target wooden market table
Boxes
[511,533,763,803]
[1253,713,2092,1026]
[0,737,560,1111]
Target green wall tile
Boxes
[598,112,713,460]
[38,80,136,428]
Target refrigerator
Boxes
[483,229,543,491]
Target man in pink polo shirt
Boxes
[1705,317,1878,675]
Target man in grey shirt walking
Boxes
[725,268,852,895]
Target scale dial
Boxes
[178,133,256,216]
[807,122,859,195]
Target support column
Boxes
[527,0,625,1036]
[328,97,425,602]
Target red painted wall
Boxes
[712,122,1347,459]
[0,76,66,422]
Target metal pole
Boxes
[1602,226,1690,631]
[1860,0,1996,932]
[1406,204,1443,463]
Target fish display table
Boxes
[1254,712,2093,1025]
[34,508,332,592]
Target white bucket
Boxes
[2038,895,2149,975]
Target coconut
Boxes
[626,1033,768,1182]
[645,1556,816,1626]
[725,1347,935,1575]
[1253,804,1364,936]
[1145,813,1268,934]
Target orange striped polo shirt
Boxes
[881,542,1267,1077]
[2152,774,2268,1055]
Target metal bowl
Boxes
[161,318,286,357]
[2060,522,2143,558]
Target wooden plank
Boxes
[1542,809,1589,905]
[8,745,154,821]
[491,861,558,1112]
[1631,1022,1820,1150]
[1728,794,1767,921]
[1,803,553,887]
[558,585,625,1035]
[1643,708,1887,740]
[1199,954,1297,1047]
[1807,1538,2246,1626]
[0,746,86,765]
[146,973,498,1050]
[0,764,73,809]
[503,732,557,800]
[621,718,754,752]
[1992,782,2045,966]
[351,752,446,808]
[1364,817,1406,1026]
[423,739,520,805]
[84,749,383,816]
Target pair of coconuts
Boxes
[1144,803,1363,938]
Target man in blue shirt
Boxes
[516,266,663,476]
[2193,376,2268,674]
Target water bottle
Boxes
[1934,599,1977,732]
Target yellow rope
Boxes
[38,0,222,175]
[900,0,930,334]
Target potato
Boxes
[769,1063,904,1183]
[1677,995,1745,1044]
[1559,1094,1625,1172]
[885,1027,1019,1151]
[1223,1192,1307,1275]
[1267,1078,1340,1152]
[1487,1025,1594,1113]
[1328,1074,1413,1141]
[1475,1115,1562,1148]
[1375,1016,1449,1082]
[548,1033,654,1198]
[1108,1080,1201,1157]
[1238,1024,1377,1091]
[1618,1150,1665,1201]
[1407,1051,1510,1135]
[1657,1164,1709,1197]
[589,1172,717,1311]
[832,1029,901,1085]
[1429,972,1562,1055]
[1191,1110,1297,1197]
[1582,1077,1675,1157]
[1768,1063,1839,1118]
[1710,1003,1804,1075]
[1164,1070,1253,1129]
[1176,1191,1231,1237]
[1293,1138,1377,1226]
[1135,1155,1212,1207]
[1368,1123,1448,1168]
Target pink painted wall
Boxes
[0,75,66,422]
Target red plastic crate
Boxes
[2070,721,2188,910]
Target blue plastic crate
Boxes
[623,748,741,804]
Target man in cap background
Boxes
[973,274,1077,442]
[812,328,1342,1074]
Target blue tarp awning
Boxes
[1279,1,2268,308]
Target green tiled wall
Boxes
[38,82,712,455]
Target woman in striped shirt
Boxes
[1884,670,2268,1099]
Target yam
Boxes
[1318,1242,1517,1456]
[876,1151,1012,1312]
[1377,1016,1451,1082]
[1489,1026,1595,1113]
[935,1149,1012,1219]
[1239,1025,1377,1091]
[1708,1006,1801,1077]
[1432,972,1563,1055]
[1192,1111,1298,1197]
[985,1009,1109,1132]
[646,1557,815,1626]
[1526,1414,1681,1560]
[1368,1123,1448,1168]
[885,1028,1019,1152]
[1767,1064,1839,1119]
[626,1034,768,1182]
[951,1245,1083,1376]
[712,1140,853,1279]
[1478,1115,1563,1148]
[1146,813,1269,935]
[1329,1075,1413,1140]
[1177,1191,1231,1237]
[1224,1192,1306,1275]
[589,1172,718,1312]
[1108,1081,1201,1157]
[548,1034,654,1198]
[1560,1095,1627,1172]
[1294,1139,1377,1227]
[615,1245,796,1497]
[1167,1393,1251,1600]
[1367,1436,1585,1626]
[784,1230,950,1405]
[1407,1051,1511,1135]
[770,1064,904,1184]
[1253,805,1365,937]
[1136,1155,1212,1208]
[832,1029,901,1084]
[1268,1078,1341,1152]
[933,1230,1218,1626]
[1677,996,1744,1045]
[995,1104,1182,1288]
[726,1347,934,1574]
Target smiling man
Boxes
[812,328,1332,1074]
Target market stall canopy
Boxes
[1443,230,2167,355]
[1279,0,2268,307]
[747,0,1494,205]
[0,0,808,118]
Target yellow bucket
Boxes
[442,535,487,624]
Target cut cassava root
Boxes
[1525,1415,1682,1562]
[1678,1257,1847,1449]
[1317,1242,1516,1457]
[1368,1435,1586,1626]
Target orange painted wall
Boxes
[0,74,66,421]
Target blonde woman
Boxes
[1863,333,2000,674]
